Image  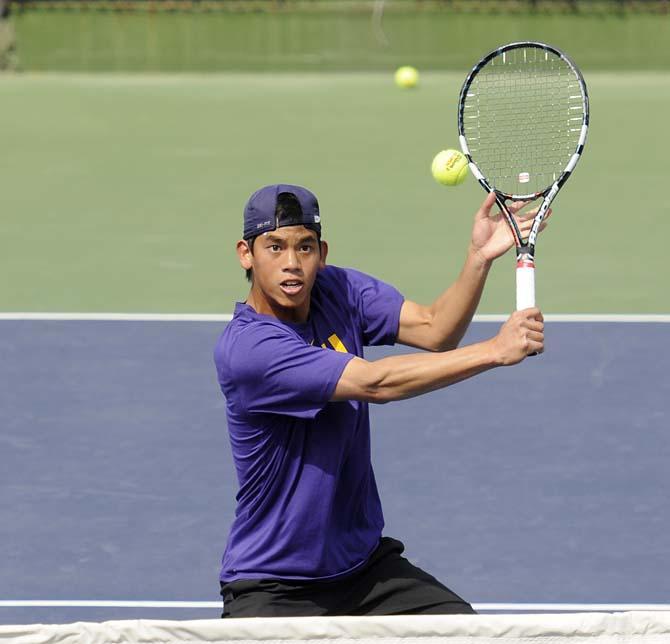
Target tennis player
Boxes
[214,184,546,617]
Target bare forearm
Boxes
[335,309,545,405]
[333,340,497,404]
[398,249,491,352]
[426,247,491,350]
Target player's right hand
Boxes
[490,308,544,365]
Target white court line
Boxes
[0,313,669,323]
[1,600,669,612]
[474,604,670,612]
[475,314,670,323]
[0,601,220,608]
[0,313,235,322]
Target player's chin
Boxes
[275,285,310,308]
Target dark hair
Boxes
[244,192,321,282]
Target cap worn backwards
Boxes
[243,184,321,240]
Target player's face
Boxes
[240,226,327,323]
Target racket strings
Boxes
[461,46,585,196]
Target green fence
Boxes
[10,2,670,71]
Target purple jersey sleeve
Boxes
[343,268,405,346]
[223,322,354,419]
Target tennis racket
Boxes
[458,41,589,310]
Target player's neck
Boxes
[246,287,310,325]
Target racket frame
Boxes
[457,41,589,310]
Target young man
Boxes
[214,184,545,617]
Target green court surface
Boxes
[1,71,668,313]
[14,11,670,72]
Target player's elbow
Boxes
[366,384,394,404]
[409,309,459,353]
[333,359,394,404]
[431,338,459,353]
[416,330,458,353]
[427,317,461,352]
[359,363,398,404]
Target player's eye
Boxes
[268,244,281,252]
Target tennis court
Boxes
[1,3,669,633]
[1,316,669,625]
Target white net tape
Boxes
[2,612,670,644]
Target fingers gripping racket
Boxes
[458,42,589,310]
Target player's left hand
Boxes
[470,192,551,263]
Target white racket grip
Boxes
[516,258,536,310]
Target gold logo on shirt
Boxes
[320,333,349,353]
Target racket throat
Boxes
[516,247,536,310]
[516,245,535,266]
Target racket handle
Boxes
[516,255,536,310]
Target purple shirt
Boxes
[214,265,404,582]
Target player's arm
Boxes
[397,248,490,352]
[397,193,549,352]
[333,309,543,403]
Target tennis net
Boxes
[2,612,670,643]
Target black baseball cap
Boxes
[243,184,321,240]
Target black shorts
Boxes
[220,537,475,617]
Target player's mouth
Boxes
[279,279,304,296]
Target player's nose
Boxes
[283,248,301,270]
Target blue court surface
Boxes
[1,319,668,625]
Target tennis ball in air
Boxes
[431,149,469,186]
[394,66,419,89]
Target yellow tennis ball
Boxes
[394,66,419,89]
[431,149,469,186]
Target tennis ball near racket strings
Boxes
[431,149,469,186]
[394,66,419,89]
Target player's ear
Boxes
[237,239,253,271]
[319,240,328,268]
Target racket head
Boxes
[458,41,589,201]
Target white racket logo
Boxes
[518,172,530,183]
